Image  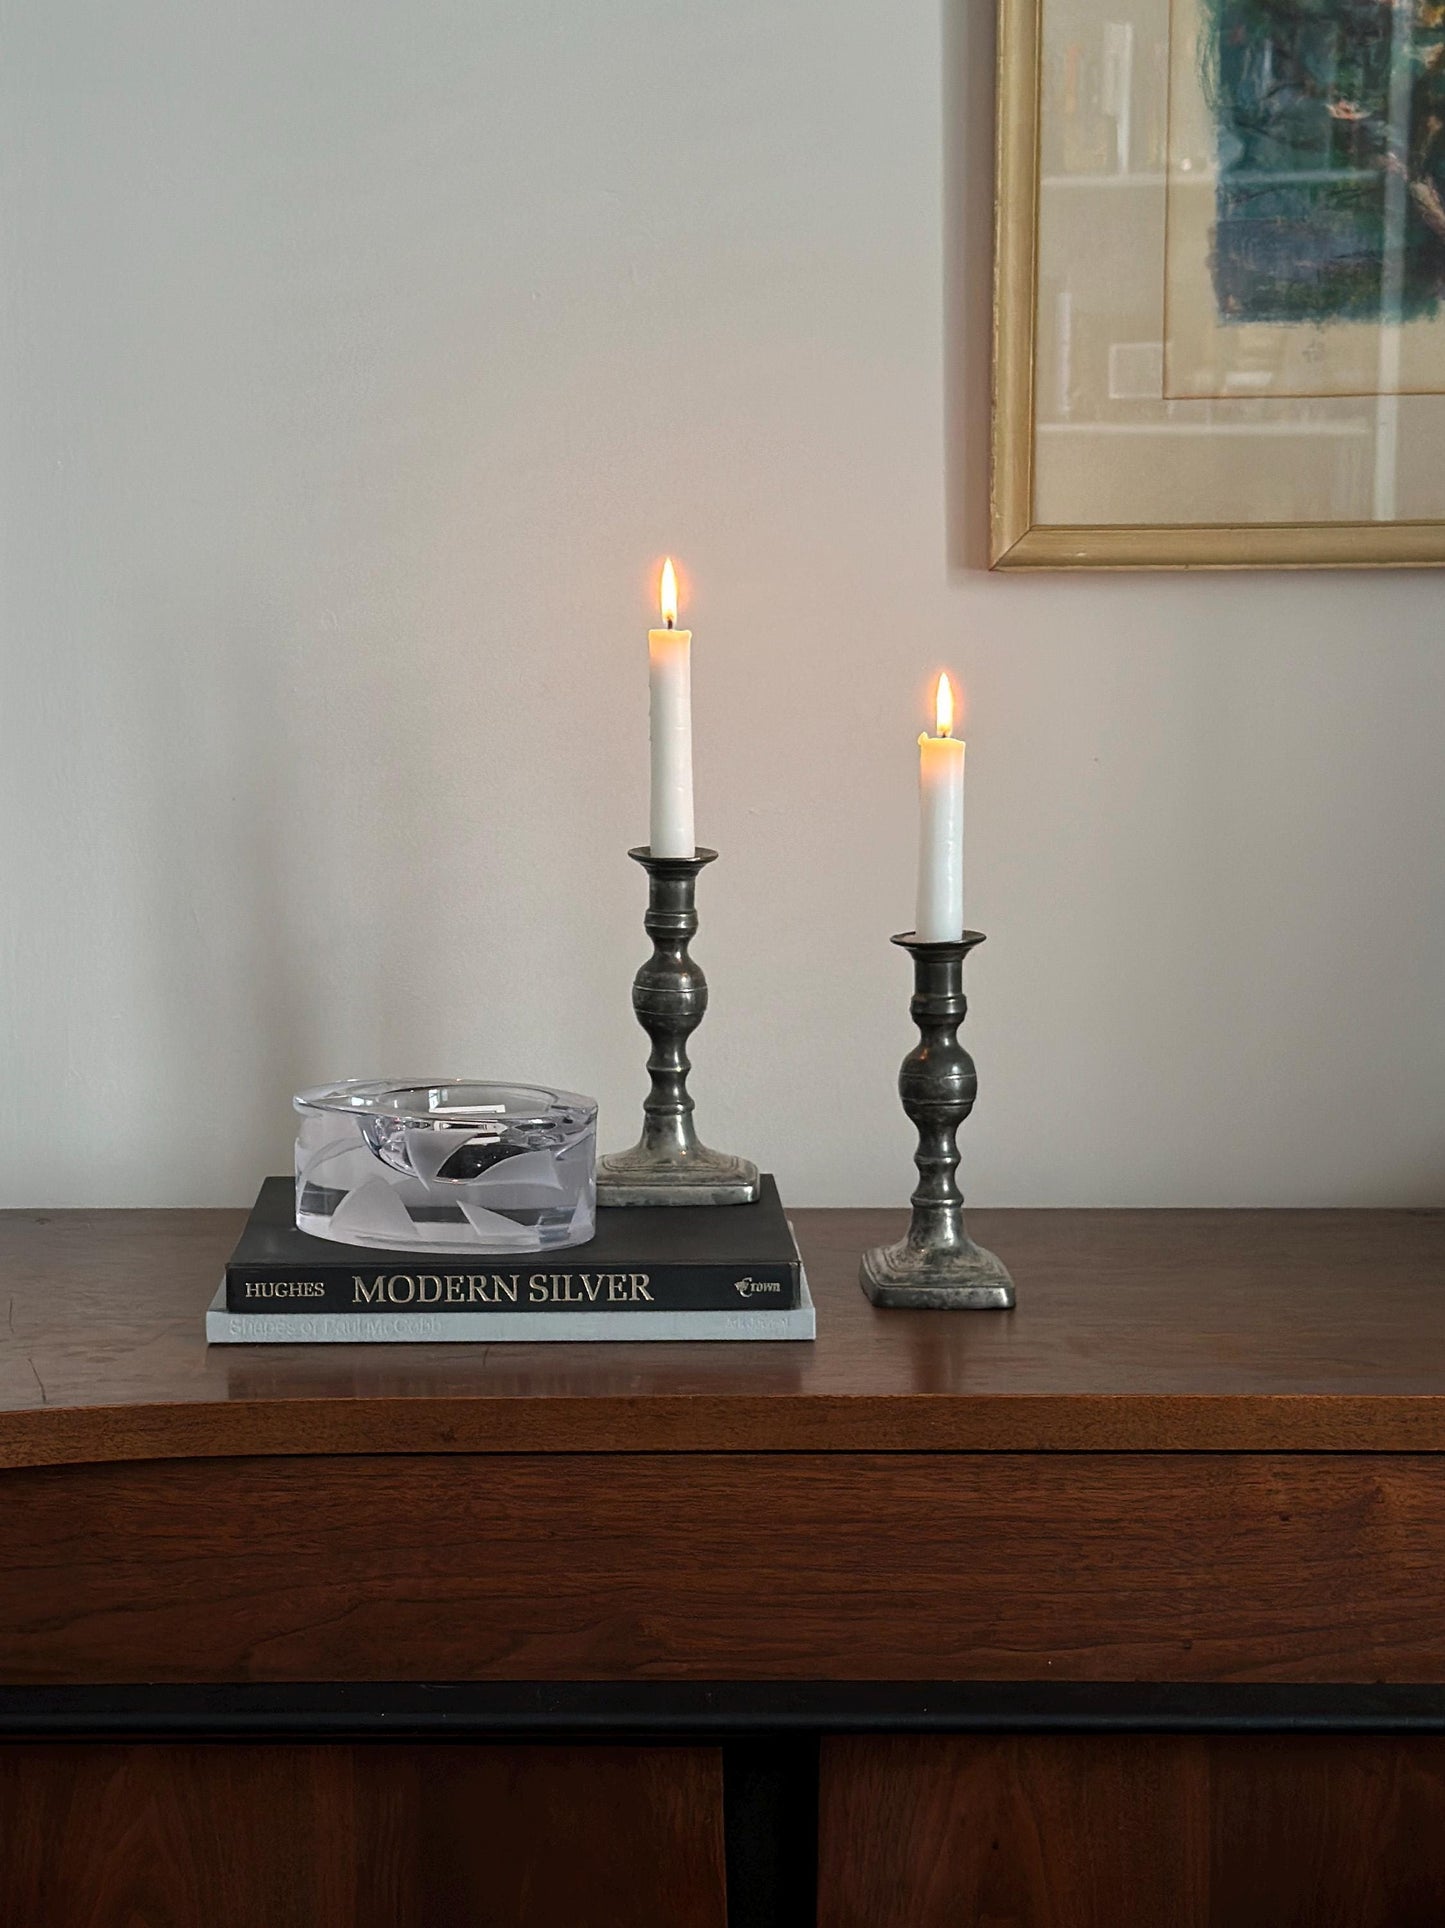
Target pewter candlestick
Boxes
[597,847,760,1207]
[860,931,1014,1308]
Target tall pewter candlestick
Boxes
[597,847,760,1207]
[860,931,1014,1308]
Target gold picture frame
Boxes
[989,0,1445,569]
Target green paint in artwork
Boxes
[1204,0,1445,323]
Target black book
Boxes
[225,1176,801,1315]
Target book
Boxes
[205,1272,815,1344]
[224,1175,802,1317]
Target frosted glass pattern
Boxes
[294,1081,597,1252]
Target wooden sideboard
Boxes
[4,1204,1445,1925]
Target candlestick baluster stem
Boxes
[860,931,1014,1308]
[597,847,760,1207]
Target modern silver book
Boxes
[206,1271,815,1344]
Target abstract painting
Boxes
[1207,0,1445,325]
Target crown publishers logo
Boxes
[733,1276,782,1298]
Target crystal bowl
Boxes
[294,1080,597,1251]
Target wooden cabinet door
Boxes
[819,1733,1445,1928]
[0,1742,726,1928]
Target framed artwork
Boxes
[992,0,1445,566]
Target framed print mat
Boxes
[992,0,1445,567]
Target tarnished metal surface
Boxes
[860,933,1015,1309]
[597,847,760,1208]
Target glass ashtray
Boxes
[294,1080,597,1251]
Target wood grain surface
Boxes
[2,1205,1445,1463]
[0,1741,726,1928]
[4,1450,1445,1685]
[818,1733,1445,1927]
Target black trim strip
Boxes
[3,1681,1445,1737]
[724,1737,818,1928]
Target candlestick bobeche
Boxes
[860,931,1014,1308]
[596,846,760,1207]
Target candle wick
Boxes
[665,617,675,630]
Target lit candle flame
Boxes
[660,557,679,629]
[934,671,955,738]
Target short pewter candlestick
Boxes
[597,847,760,1207]
[860,931,1014,1308]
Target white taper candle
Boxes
[914,672,965,942]
[648,558,695,858]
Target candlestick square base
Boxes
[596,1146,760,1209]
[860,1235,1015,1310]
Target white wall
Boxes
[2,0,1442,1208]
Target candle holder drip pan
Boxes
[294,1081,597,1252]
